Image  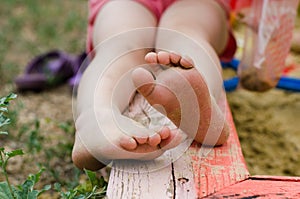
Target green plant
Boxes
[0,93,108,198]
[0,167,51,199]
[54,169,107,199]
[0,148,25,198]
[27,119,44,154]
[0,93,51,199]
[38,120,77,185]
[0,93,16,135]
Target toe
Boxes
[157,51,170,65]
[158,126,171,140]
[120,137,138,150]
[134,136,148,145]
[159,129,184,150]
[148,133,161,147]
[145,52,158,63]
[132,68,156,97]
[180,56,194,69]
[170,52,181,65]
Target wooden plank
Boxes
[207,176,300,198]
[107,102,249,198]
[186,102,250,198]
[106,141,198,199]
[172,143,197,198]
[107,156,175,199]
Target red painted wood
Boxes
[188,102,250,197]
[207,176,300,198]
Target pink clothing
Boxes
[87,0,237,61]
[87,0,176,57]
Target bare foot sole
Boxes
[132,51,229,146]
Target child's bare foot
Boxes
[72,108,183,170]
[132,51,229,146]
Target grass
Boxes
[0,0,87,85]
[0,93,108,198]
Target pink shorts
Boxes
[87,0,237,61]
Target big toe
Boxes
[132,68,156,97]
[132,67,177,107]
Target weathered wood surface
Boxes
[207,175,300,198]
[106,103,250,199]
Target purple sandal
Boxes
[15,50,89,91]
[68,52,90,90]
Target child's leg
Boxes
[72,1,182,170]
[132,0,230,146]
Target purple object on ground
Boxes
[15,50,89,91]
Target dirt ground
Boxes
[227,86,300,176]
